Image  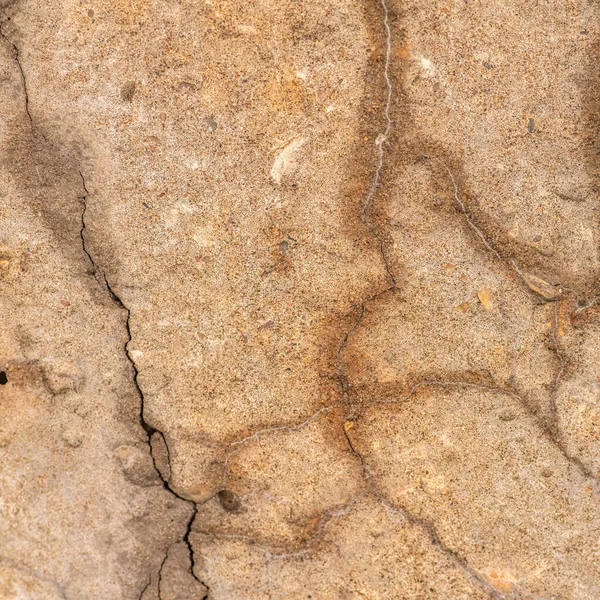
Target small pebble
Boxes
[527,118,535,133]
[203,117,218,131]
[62,429,83,448]
[120,81,136,103]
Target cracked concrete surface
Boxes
[1,0,600,598]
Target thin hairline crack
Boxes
[336,1,499,595]
[420,155,594,476]
[0,22,49,143]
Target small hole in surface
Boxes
[0,371,7,385]
[217,489,241,513]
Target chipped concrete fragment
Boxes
[115,446,161,487]
[521,271,561,300]
[270,138,306,184]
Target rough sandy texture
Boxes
[1,0,599,598]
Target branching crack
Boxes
[419,156,600,482]
[332,1,499,595]
[197,488,371,565]
[5,2,594,597]
[199,2,501,592]
[331,0,594,594]
[219,402,340,491]
[198,483,500,599]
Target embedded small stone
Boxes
[62,429,83,448]
[120,81,136,102]
[457,301,470,313]
[485,568,519,592]
[477,288,491,310]
[204,116,218,131]
[527,118,535,132]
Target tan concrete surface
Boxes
[1,0,600,598]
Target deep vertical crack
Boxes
[137,576,152,600]
[78,173,208,597]
[156,549,169,600]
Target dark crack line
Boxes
[78,171,209,597]
[422,154,599,313]
[340,417,502,598]
[336,304,365,418]
[548,301,566,436]
[358,0,396,289]
[415,156,600,485]
[0,23,49,143]
[0,24,31,125]
[341,421,364,464]
[333,0,593,595]
[372,488,503,600]
[334,0,500,592]
[157,549,168,600]
[154,428,173,482]
[137,575,152,600]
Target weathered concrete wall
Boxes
[1,0,600,598]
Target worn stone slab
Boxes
[1,0,600,598]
